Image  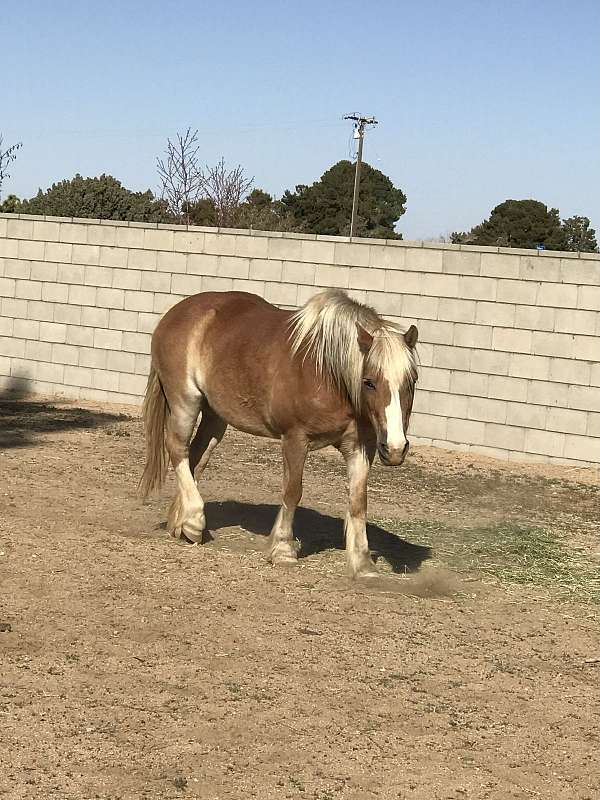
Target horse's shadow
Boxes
[203,500,431,574]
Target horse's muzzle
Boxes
[378,440,409,466]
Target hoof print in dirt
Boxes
[0,622,12,633]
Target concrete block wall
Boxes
[1,212,599,467]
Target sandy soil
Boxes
[0,395,598,800]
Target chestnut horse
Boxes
[140,289,418,578]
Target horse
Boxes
[140,289,418,578]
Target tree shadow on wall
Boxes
[203,500,432,574]
[0,376,130,450]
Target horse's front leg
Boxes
[267,433,308,565]
[342,443,377,578]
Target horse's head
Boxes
[357,323,418,466]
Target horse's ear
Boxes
[404,325,418,349]
[356,323,373,355]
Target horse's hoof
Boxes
[272,554,299,566]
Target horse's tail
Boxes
[138,365,169,498]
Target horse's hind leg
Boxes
[189,405,227,481]
[164,393,206,543]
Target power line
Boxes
[343,113,378,238]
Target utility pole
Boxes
[343,114,378,238]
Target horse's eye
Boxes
[363,379,376,390]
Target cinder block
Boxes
[447,417,486,445]
[92,369,121,392]
[438,298,477,323]
[109,309,140,331]
[32,220,60,241]
[118,372,147,395]
[458,275,497,301]
[173,230,205,254]
[279,261,310,284]
[127,248,157,270]
[234,235,269,259]
[112,268,142,290]
[568,384,600,413]
[471,348,510,376]
[122,331,151,354]
[18,240,45,261]
[384,269,424,294]
[554,309,597,335]
[0,336,25,358]
[137,312,161,333]
[432,344,471,371]
[81,306,109,328]
[296,285,324,306]
[96,288,125,310]
[264,282,298,306]
[7,218,34,238]
[546,407,587,435]
[587,413,600,437]
[454,323,492,349]
[30,261,58,282]
[369,244,405,270]
[37,361,64,383]
[366,290,403,316]
[52,343,79,365]
[268,237,303,261]
[2,297,28,318]
[0,316,13,336]
[549,357,590,386]
[401,294,439,320]
[171,274,203,295]
[25,339,52,361]
[333,242,370,267]
[84,265,112,287]
[16,280,42,300]
[424,272,461,298]
[39,321,67,343]
[69,284,97,306]
[577,285,600,311]
[468,396,507,423]
[480,252,520,279]
[508,353,550,380]
[488,375,528,402]
[67,325,94,347]
[13,319,40,340]
[99,246,128,268]
[86,224,117,246]
[140,272,172,293]
[124,291,154,313]
[524,428,565,458]
[186,253,219,276]
[218,256,250,279]
[299,239,333,264]
[144,228,174,251]
[572,334,599,362]
[492,327,532,354]
[527,380,569,408]
[497,279,537,305]
[485,422,526,451]
[409,412,448,440]
[537,282,578,308]
[53,304,82,325]
[514,304,555,332]
[429,391,469,418]
[59,223,88,244]
[404,247,443,272]
[563,434,599,463]
[0,277,15,297]
[72,244,100,266]
[520,255,561,282]
[450,370,489,397]
[57,263,85,284]
[348,267,384,291]
[42,283,69,303]
[79,347,107,369]
[3,259,31,279]
[560,258,600,286]
[28,300,54,321]
[417,319,453,345]
[116,227,145,249]
[0,238,18,258]
[153,294,182,314]
[314,264,349,288]
[475,301,515,327]
[203,232,237,256]
[93,328,123,350]
[443,249,480,275]
[418,366,451,392]
[531,331,574,359]
[64,365,93,388]
[232,279,265,295]
[506,402,547,429]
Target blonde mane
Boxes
[289,289,417,410]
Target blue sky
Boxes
[3,0,599,239]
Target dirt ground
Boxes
[0,394,598,800]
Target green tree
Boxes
[451,199,566,250]
[281,160,406,238]
[561,215,598,253]
[17,174,172,222]
[0,194,22,213]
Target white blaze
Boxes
[384,386,407,451]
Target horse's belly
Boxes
[203,389,279,440]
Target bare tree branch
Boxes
[201,158,254,227]
[157,128,203,224]
[0,135,22,200]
